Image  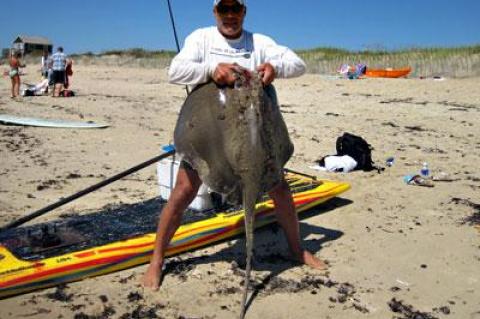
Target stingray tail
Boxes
[239,188,257,319]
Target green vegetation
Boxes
[297,45,480,77]
[69,45,480,77]
[70,48,176,59]
[69,48,177,69]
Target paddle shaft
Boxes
[283,167,317,180]
[1,149,175,231]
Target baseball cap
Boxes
[213,0,246,6]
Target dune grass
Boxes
[69,48,176,69]
[298,45,480,77]
[11,46,480,78]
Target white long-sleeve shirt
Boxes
[168,26,306,87]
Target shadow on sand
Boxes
[159,197,353,311]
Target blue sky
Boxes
[1,0,479,54]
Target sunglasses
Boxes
[216,3,244,15]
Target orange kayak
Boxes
[365,67,411,78]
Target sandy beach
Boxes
[0,63,479,318]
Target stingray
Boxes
[174,71,293,318]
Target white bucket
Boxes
[157,156,214,211]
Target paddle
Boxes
[1,146,176,231]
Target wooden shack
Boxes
[12,36,53,56]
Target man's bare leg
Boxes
[53,83,63,97]
[142,167,201,290]
[268,179,328,270]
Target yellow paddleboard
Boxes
[0,171,349,299]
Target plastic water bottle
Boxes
[386,157,395,167]
[420,162,430,178]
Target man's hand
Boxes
[257,63,276,86]
[212,63,244,86]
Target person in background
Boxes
[9,50,25,99]
[48,46,67,97]
[64,59,73,90]
[40,50,51,94]
[143,0,327,291]
[41,50,50,79]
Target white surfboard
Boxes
[0,114,109,129]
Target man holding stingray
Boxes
[143,0,326,291]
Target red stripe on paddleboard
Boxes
[74,251,95,258]
[98,242,153,254]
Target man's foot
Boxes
[142,262,164,291]
[295,250,329,271]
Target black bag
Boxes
[23,89,35,96]
[336,132,375,171]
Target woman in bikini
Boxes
[9,51,25,99]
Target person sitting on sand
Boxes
[143,0,327,291]
[22,78,49,96]
[9,51,25,99]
